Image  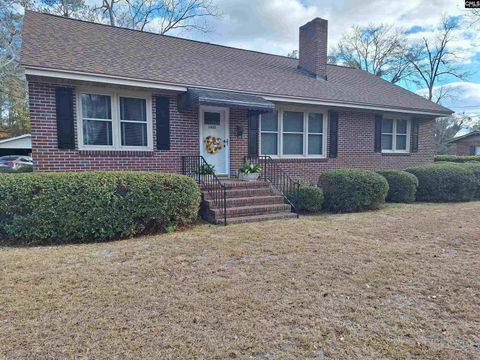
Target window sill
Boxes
[263,156,329,162]
[78,149,155,157]
[381,151,411,156]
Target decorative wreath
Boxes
[204,135,222,154]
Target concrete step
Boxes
[204,195,285,207]
[210,203,292,218]
[216,212,298,225]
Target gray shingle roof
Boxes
[21,11,452,115]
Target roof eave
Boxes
[24,66,453,117]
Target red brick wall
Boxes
[453,135,480,156]
[230,109,436,185]
[29,79,435,182]
[29,79,199,172]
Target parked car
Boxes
[0,155,33,173]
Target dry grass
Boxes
[1,202,480,359]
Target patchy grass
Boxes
[1,202,480,359]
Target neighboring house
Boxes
[0,134,32,156]
[448,131,480,156]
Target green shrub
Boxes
[406,163,476,202]
[435,155,480,163]
[459,162,480,199]
[296,186,324,212]
[0,172,201,245]
[319,169,389,213]
[377,170,419,203]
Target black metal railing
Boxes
[245,155,300,214]
[182,155,227,225]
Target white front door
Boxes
[200,106,229,175]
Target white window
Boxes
[260,108,327,158]
[475,146,480,156]
[382,118,410,153]
[78,89,152,150]
[260,111,279,155]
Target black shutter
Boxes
[55,87,75,149]
[374,114,382,153]
[155,96,170,150]
[248,111,259,157]
[411,118,420,153]
[470,146,476,155]
[328,111,338,158]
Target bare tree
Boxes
[405,16,469,102]
[0,1,29,134]
[435,114,470,154]
[95,0,219,34]
[332,24,413,84]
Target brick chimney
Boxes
[298,18,328,80]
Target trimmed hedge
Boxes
[377,170,419,203]
[319,169,389,213]
[435,155,480,163]
[0,172,201,244]
[296,186,324,212]
[459,162,480,199]
[406,163,476,202]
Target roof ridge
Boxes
[24,10,295,61]
[25,11,359,70]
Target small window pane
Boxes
[83,120,112,145]
[121,122,147,147]
[261,133,278,155]
[308,113,323,133]
[308,134,323,155]
[382,119,393,133]
[204,112,220,125]
[283,133,303,154]
[82,94,111,119]
[283,111,303,132]
[261,112,278,131]
[382,134,393,150]
[397,119,407,134]
[476,146,480,156]
[396,134,407,150]
[120,97,146,122]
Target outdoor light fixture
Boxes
[237,126,244,139]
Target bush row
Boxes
[406,162,480,202]
[0,172,201,245]
[435,155,480,163]
[297,161,480,214]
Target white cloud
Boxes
[418,82,480,122]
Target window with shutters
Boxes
[77,88,153,150]
[381,118,411,153]
[260,108,327,158]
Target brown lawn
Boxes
[1,202,480,359]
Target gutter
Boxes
[24,66,453,117]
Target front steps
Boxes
[201,179,297,225]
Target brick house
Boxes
[448,131,480,156]
[21,12,453,223]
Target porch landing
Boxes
[200,179,297,225]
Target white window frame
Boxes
[259,106,328,159]
[77,87,153,151]
[381,118,411,154]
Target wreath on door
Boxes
[204,135,222,154]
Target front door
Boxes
[200,107,229,175]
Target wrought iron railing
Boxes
[182,155,227,225]
[245,155,300,214]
